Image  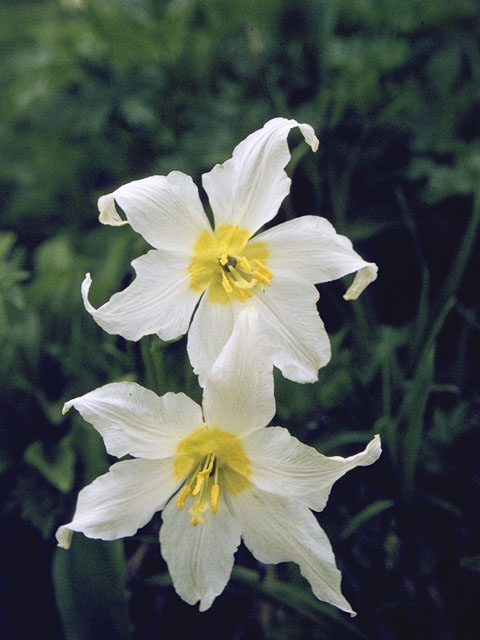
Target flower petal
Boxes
[187,290,238,387]
[98,194,129,226]
[252,271,331,383]
[160,493,241,611]
[63,382,204,459]
[98,171,211,252]
[228,488,354,615]
[56,458,178,548]
[255,215,378,292]
[202,118,318,235]
[343,264,378,300]
[243,430,381,510]
[202,307,275,436]
[82,249,201,341]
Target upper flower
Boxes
[56,308,381,613]
[83,117,377,384]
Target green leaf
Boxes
[315,430,377,456]
[401,297,455,494]
[145,566,368,637]
[460,556,480,573]
[53,536,132,640]
[341,499,395,540]
[7,472,66,539]
[230,566,369,639]
[24,434,76,493]
[401,344,435,494]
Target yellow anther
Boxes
[192,473,205,496]
[238,256,251,272]
[192,455,215,495]
[221,271,233,293]
[252,270,271,286]
[251,259,273,279]
[176,485,191,509]
[210,484,220,514]
[215,249,271,302]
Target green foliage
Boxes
[1,0,479,638]
[53,536,132,640]
[24,432,76,494]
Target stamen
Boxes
[217,252,272,299]
[177,452,225,525]
[210,484,220,514]
[192,473,205,496]
[251,259,273,279]
[238,256,251,272]
[202,454,215,475]
[252,270,271,286]
[176,485,191,509]
[221,271,233,293]
[192,454,215,495]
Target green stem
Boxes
[435,190,480,317]
[140,337,165,394]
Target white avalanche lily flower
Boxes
[83,117,377,385]
[57,308,381,613]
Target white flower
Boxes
[83,117,377,385]
[56,309,381,613]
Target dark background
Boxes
[1,1,479,638]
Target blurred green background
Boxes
[1,0,479,638]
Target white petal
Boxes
[202,118,318,235]
[244,430,381,511]
[256,215,377,290]
[63,382,204,459]
[160,493,241,611]
[228,488,354,615]
[82,249,201,341]
[187,291,238,387]
[98,172,211,252]
[98,194,129,226]
[56,458,178,548]
[343,264,378,300]
[252,271,331,383]
[202,307,275,436]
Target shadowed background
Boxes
[1,1,479,638]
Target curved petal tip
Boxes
[343,264,378,301]
[365,434,382,464]
[98,194,129,227]
[56,525,73,550]
[62,401,72,415]
[298,122,319,152]
[81,272,98,315]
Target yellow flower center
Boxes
[188,224,272,305]
[174,427,251,526]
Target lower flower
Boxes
[56,309,381,613]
